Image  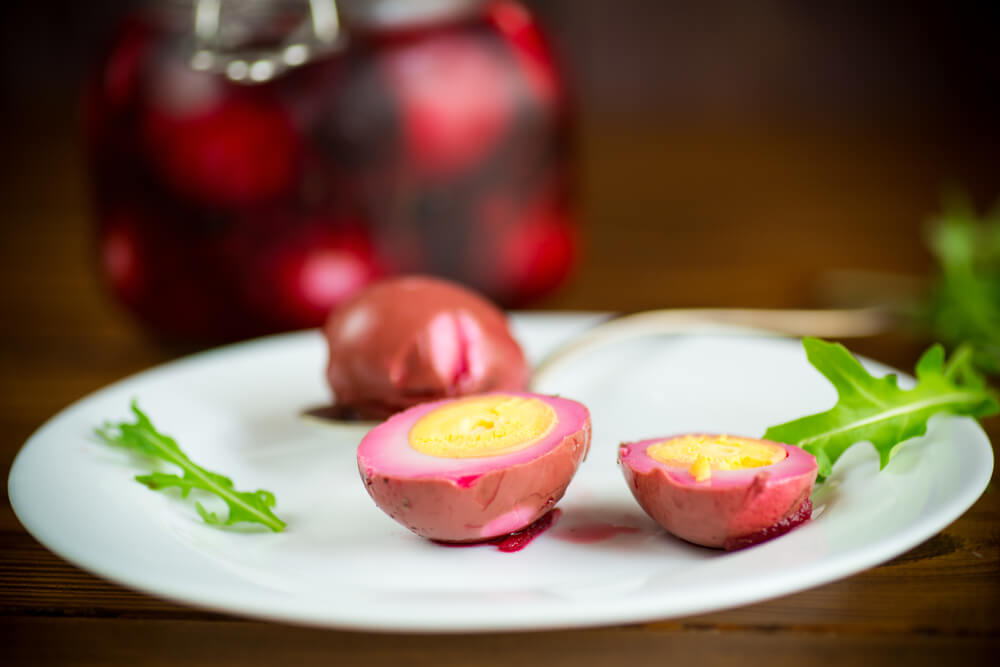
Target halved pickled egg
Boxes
[358,392,591,542]
[619,433,817,549]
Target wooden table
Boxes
[1,111,997,665]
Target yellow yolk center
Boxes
[408,395,557,458]
[645,434,786,482]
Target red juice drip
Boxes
[723,498,813,551]
[434,508,562,553]
[494,508,562,552]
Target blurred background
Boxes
[2,3,999,654]
[0,0,998,345]
[2,5,998,658]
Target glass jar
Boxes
[84,0,575,341]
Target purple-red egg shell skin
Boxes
[358,392,591,542]
[324,276,530,420]
[618,434,818,549]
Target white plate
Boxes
[8,313,993,632]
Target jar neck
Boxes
[337,0,484,33]
[147,0,489,81]
[151,0,487,35]
[163,0,342,83]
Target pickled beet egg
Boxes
[357,392,591,542]
[619,434,818,550]
[324,276,531,419]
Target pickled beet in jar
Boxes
[86,0,575,341]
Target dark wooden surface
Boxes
[1,111,998,665]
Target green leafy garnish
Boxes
[764,338,998,481]
[96,401,286,532]
[922,196,1000,375]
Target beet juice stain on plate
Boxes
[550,521,641,544]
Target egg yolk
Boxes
[646,434,787,482]
[409,395,558,458]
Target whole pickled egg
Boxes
[324,276,530,420]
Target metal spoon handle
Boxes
[530,305,896,390]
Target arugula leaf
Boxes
[764,338,998,480]
[922,197,1000,375]
[96,401,286,532]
